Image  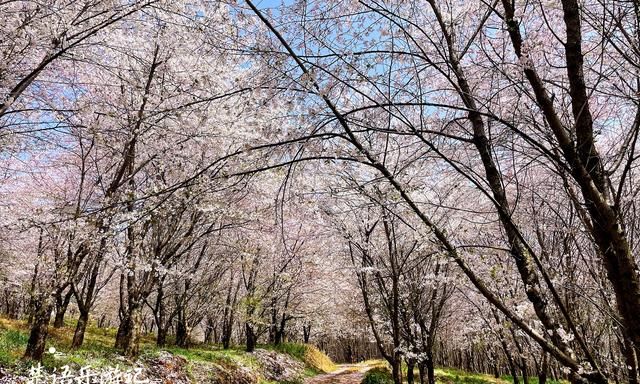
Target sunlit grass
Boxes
[435,368,512,384]
[500,375,567,384]
[0,315,334,384]
[268,343,337,374]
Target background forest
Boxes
[0,1,639,384]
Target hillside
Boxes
[0,317,336,384]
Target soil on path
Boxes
[305,364,375,384]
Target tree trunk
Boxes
[152,282,168,347]
[407,359,415,384]
[157,326,168,347]
[521,362,529,384]
[391,359,402,384]
[426,357,435,384]
[23,298,53,361]
[492,352,500,378]
[204,317,215,344]
[418,362,426,384]
[115,305,142,357]
[222,328,232,349]
[275,310,287,345]
[303,323,311,344]
[539,352,548,384]
[176,318,190,348]
[71,310,89,349]
[222,275,240,350]
[115,312,129,350]
[245,322,257,353]
[53,289,73,328]
[269,302,277,344]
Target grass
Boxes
[0,316,147,371]
[162,344,263,372]
[435,368,510,384]
[362,366,393,384]
[500,375,567,384]
[0,315,335,384]
[0,329,28,365]
[269,343,337,374]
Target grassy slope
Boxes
[268,342,337,375]
[361,362,568,384]
[0,317,333,384]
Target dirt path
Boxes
[305,364,374,384]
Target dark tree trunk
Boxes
[53,289,73,328]
[222,277,240,350]
[115,313,129,349]
[391,358,402,384]
[70,255,101,348]
[426,357,435,384]
[493,310,518,384]
[222,329,232,349]
[418,362,425,384]
[157,326,168,347]
[204,316,215,344]
[345,344,353,364]
[152,282,168,347]
[274,309,288,345]
[245,323,257,353]
[407,359,415,384]
[303,323,311,344]
[71,309,89,349]
[274,329,283,345]
[23,298,53,361]
[176,318,190,348]
[521,362,529,384]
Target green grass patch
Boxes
[0,329,28,365]
[163,345,261,369]
[362,366,393,384]
[500,375,567,384]
[436,368,509,384]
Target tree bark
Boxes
[222,327,232,349]
[391,358,402,384]
[53,289,72,328]
[245,322,257,353]
[176,317,190,348]
[115,305,142,357]
[204,316,216,344]
[426,356,435,384]
[539,352,548,384]
[157,326,168,347]
[407,359,415,384]
[23,297,53,361]
[71,309,89,349]
[303,323,311,344]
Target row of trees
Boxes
[238,0,640,383]
[0,0,340,361]
[2,1,640,384]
